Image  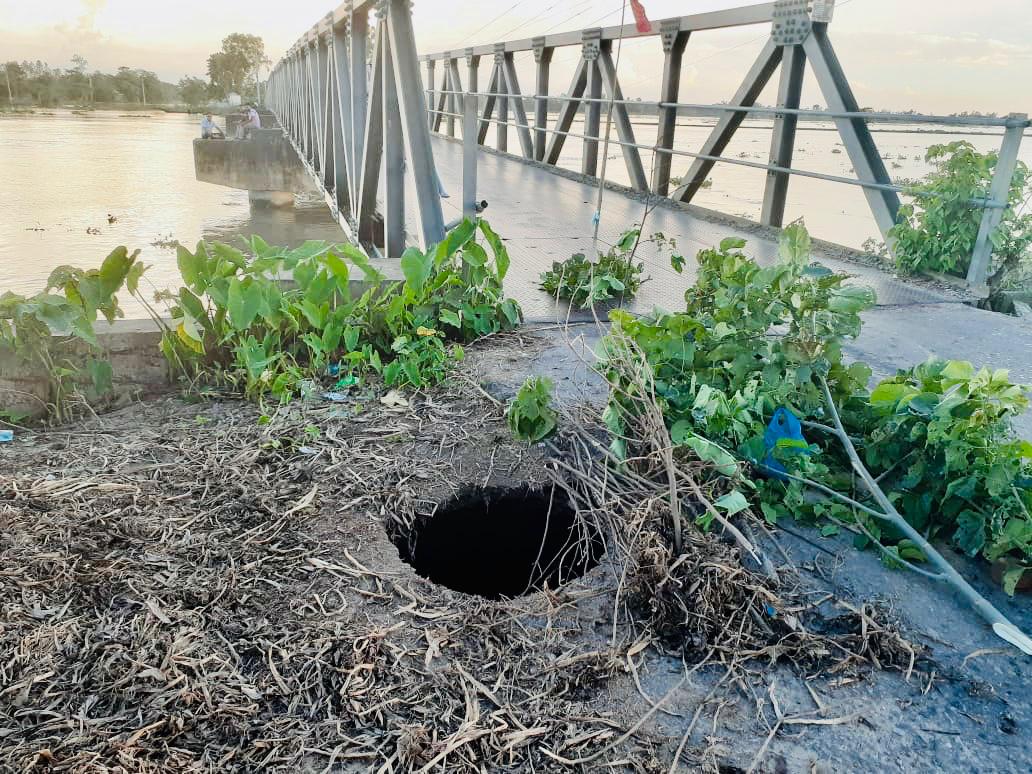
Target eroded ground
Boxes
[1,330,1029,773]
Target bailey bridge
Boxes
[199,0,1030,384]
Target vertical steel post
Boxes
[385,0,446,248]
[383,26,405,257]
[357,23,384,245]
[445,56,458,137]
[493,45,508,152]
[966,113,1028,288]
[463,93,479,221]
[331,20,353,216]
[466,48,479,107]
[581,30,602,178]
[653,21,689,196]
[532,38,552,162]
[350,6,369,206]
[315,28,331,185]
[760,44,806,226]
[447,57,464,139]
[426,59,436,129]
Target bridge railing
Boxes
[420,0,1029,291]
[265,0,446,258]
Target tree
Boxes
[3,62,25,105]
[71,54,93,103]
[178,76,209,107]
[205,33,268,101]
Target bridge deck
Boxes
[426,135,948,319]
[423,135,1032,437]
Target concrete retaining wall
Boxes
[0,319,168,421]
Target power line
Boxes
[452,1,528,50]
[495,0,592,42]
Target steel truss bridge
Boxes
[265,0,1029,291]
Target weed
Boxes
[506,376,558,443]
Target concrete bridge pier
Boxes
[193,121,317,208]
[248,189,296,208]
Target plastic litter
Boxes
[0,430,12,442]
[321,392,350,403]
[762,407,811,479]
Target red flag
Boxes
[630,0,652,33]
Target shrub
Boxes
[890,141,1032,288]
[159,218,521,399]
[539,228,648,308]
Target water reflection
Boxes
[0,110,345,317]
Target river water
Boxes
[0,110,345,316]
[2,110,1028,317]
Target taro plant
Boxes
[539,227,649,308]
[158,218,521,400]
[0,247,145,421]
[506,376,558,443]
[890,141,1032,294]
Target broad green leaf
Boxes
[869,381,913,406]
[778,222,810,264]
[1002,566,1028,596]
[126,261,148,295]
[616,228,640,252]
[34,298,79,336]
[720,236,747,252]
[400,247,432,292]
[940,360,975,382]
[713,490,749,516]
[99,246,133,296]
[439,308,462,328]
[325,252,351,287]
[462,242,488,268]
[227,278,263,331]
[88,358,113,395]
[178,288,207,326]
[828,285,876,314]
[177,245,205,293]
[479,220,510,279]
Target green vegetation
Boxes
[891,141,1032,292]
[2,59,177,107]
[539,228,660,308]
[0,248,145,421]
[602,222,1032,592]
[159,219,520,400]
[506,376,558,443]
[206,34,269,102]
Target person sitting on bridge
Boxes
[200,112,224,140]
[243,105,261,138]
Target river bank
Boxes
[2,327,1029,772]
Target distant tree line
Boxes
[3,58,180,107]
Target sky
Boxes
[1,0,1030,114]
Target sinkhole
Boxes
[394,485,604,600]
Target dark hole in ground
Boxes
[394,485,604,600]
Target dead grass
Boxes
[0,344,924,772]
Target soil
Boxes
[1,329,1029,773]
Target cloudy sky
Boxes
[2,0,1030,114]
